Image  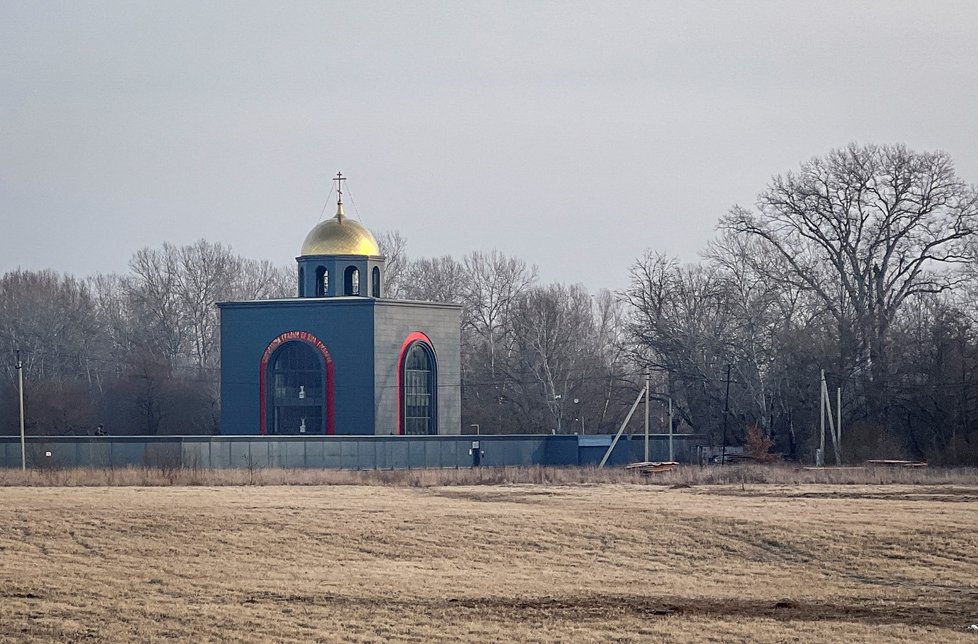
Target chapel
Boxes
[218,174,461,435]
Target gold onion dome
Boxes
[300,203,381,257]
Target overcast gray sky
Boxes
[2,1,977,291]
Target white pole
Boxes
[17,350,25,471]
[668,396,674,462]
[819,369,825,466]
[837,386,842,462]
[644,371,650,462]
[599,384,646,469]
[822,377,840,466]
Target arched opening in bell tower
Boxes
[344,266,360,296]
[315,266,328,297]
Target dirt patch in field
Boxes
[445,594,977,628]
[424,487,573,504]
[702,485,978,503]
[202,590,978,629]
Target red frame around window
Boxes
[259,331,335,435]
[396,331,434,436]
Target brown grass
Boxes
[2,463,977,488]
[2,480,978,642]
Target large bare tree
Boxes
[461,250,538,380]
[625,252,739,438]
[721,144,978,418]
[507,283,597,432]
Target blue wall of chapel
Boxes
[219,300,376,435]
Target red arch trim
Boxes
[259,331,335,435]
[396,331,435,436]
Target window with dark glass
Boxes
[372,266,381,297]
[403,342,436,435]
[267,341,325,434]
[298,266,305,297]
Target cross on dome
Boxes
[298,171,379,256]
[334,172,347,219]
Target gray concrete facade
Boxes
[373,300,462,435]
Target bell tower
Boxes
[296,173,386,298]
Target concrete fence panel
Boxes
[0,434,707,470]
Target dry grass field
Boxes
[2,476,978,642]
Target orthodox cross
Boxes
[334,172,346,205]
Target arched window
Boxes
[372,266,381,298]
[266,341,326,434]
[344,266,360,296]
[400,340,437,435]
[315,266,328,297]
[297,266,305,297]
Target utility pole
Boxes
[16,350,25,471]
[668,396,674,462]
[837,386,842,462]
[554,394,562,434]
[819,369,826,467]
[820,370,841,465]
[720,364,731,466]
[644,371,650,462]
[599,382,647,468]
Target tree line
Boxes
[2,143,977,464]
[0,243,292,436]
[626,144,978,464]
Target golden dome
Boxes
[300,206,381,257]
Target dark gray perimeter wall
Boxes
[0,434,704,470]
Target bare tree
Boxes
[461,250,538,378]
[593,289,632,430]
[0,270,105,434]
[0,270,103,384]
[377,230,409,298]
[507,283,597,431]
[125,244,187,367]
[457,251,538,431]
[721,143,978,419]
[232,258,293,301]
[625,252,737,439]
[401,256,465,303]
[176,240,239,371]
